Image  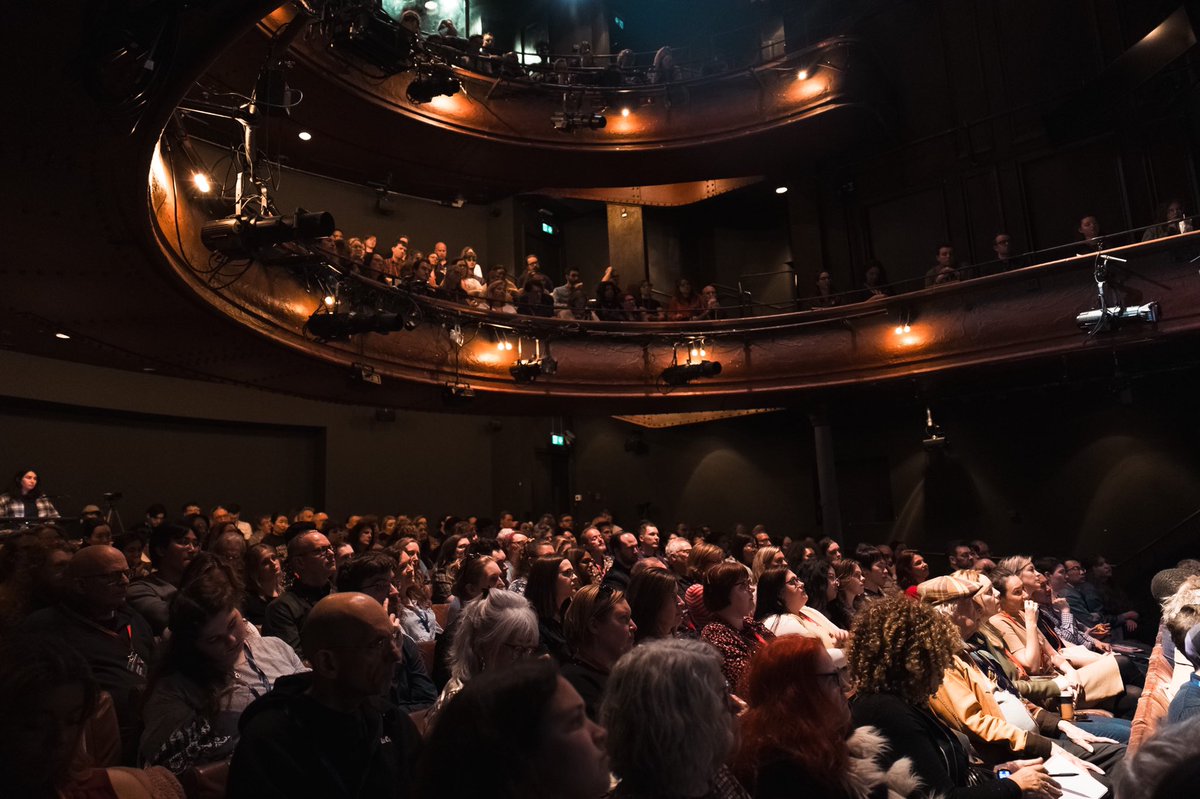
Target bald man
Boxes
[229,594,423,799]
[21,544,154,764]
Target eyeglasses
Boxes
[785,577,803,587]
[300,545,334,558]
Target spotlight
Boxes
[893,324,911,335]
[1075,303,1159,332]
[191,172,212,193]
[553,111,607,132]
[442,382,475,405]
[775,186,788,194]
[306,309,402,341]
[509,357,558,384]
[621,107,631,117]
[796,69,809,80]
[406,63,461,104]
[661,360,722,386]
[298,131,312,141]
[323,294,336,307]
[201,210,335,258]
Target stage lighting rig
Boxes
[406,62,461,104]
[509,339,557,384]
[201,210,335,259]
[552,110,607,132]
[1075,252,1160,334]
[660,339,721,386]
[306,308,402,341]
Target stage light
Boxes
[553,111,607,132]
[775,186,788,194]
[306,309,402,341]
[797,69,809,80]
[1076,303,1159,332]
[323,294,336,307]
[191,172,212,193]
[298,131,312,141]
[621,107,631,117]
[55,332,71,340]
[201,210,335,258]
[510,356,558,384]
[406,63,461,104]
[894,324,911,335]
[661,360,722,386]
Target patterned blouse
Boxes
[701,618,775,696]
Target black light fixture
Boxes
[509,339,557,384]
[1075,253,1159,333]
[553,110,607,132]
[306,309,402,341]
[201,209,334,258]
[406,62,461,104]
[660,339,722,386]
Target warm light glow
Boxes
[324,295,335,307]
[504,341,513,351]
[621,107,631,117]
[427,94,464,113]
[497,340,505,351]
[797,69,809,80]
[191,172,211,193]
[150,141,168,189]
[894,325,903,335]
[298,131,313,141]
[55,332,70,340]
[690,347,700,359]
[775,186,788,195]
[699,347,707,357]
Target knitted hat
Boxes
[917,575,979,605]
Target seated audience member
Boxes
[115,531,150,580]
[833,558,865,620]
[227,594,422,799]
[428,588,539,725]
[1161,575,1200,723]
[697,284,724,320]
[1141,199,1193,241]
[682,541,725,590]
[552,268,584,308]
[849,596,1058,799]
[485,279,518,313]
[417,658,610,799]
[852,544,892,605]
[664,536,692,584]
[701,562,776,696]
[510,537,556,594]
[517,276,556,316]
[241,543,283,628]
[728,531,758,570]
[128,523,198,635]
[737,635,920,798]
[0,467,59,518]
[855,260,893,302]
[1076,214,1103,253]
[818,536,843,563]
[447,553,504,624]
[983,233,1025,275]
[895,549,930,595]
[666,278,704,320]
[595,280,624,321]
[20,544,154,765]
[750,546,785,584]
[0,634,184,798]
[917,576,1124,779]
[208,527,246,571]
[619,289,644,320]
[636,520,661,560]
[601,531,640,591]
[755,566,846,666]
[562,583,636,719]
[80,518,114,547]
[925,244,960,287]
[0,535,71,631]
[263,530,336,659]
[430,533,469,603]
[395,538,441,642]
[811,271,840,308]
[517,253,554,293]
[567,546,597,588]
[1085,555,1140,640]
[988,563,1128,715]
[259,514,289,558]
[603,639,748,799]
[140,562,304,773]
[947,540,977,572]
[797,558,852,635]
[526,555,580,662]
[1115,716,1200,799]
[635,280,664,320]
[627,566,682,644]
[337,551,437,713]
[347,521,376,555]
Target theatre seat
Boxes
[1128,629,1173,754]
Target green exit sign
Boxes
[551,433,565,446]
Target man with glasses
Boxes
[128,523,198,635]
[229,593,423,798]
[264,530,337,660]
[20,544,154,764]
[1061,559,1108,634]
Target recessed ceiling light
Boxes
[298,131,312,141]
[55,332,70,340]
[775,186,788,195]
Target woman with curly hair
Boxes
[736,635,920,798]
[849,595,1059,799]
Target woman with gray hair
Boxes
[601,638,748,798]
[425,588,539,729]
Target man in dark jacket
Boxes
[228,593,422,799]
[264,529,335,659]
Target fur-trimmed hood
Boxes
[845,726,923,799]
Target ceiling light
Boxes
[797,69,809,80]
[621,107,631,117]
[424,0,438,9]
[54,332,71,340]
[775,186,788,194]
[191,172,212,193]
[298,131,313,141]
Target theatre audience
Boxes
[603,639,747,799]
[430,533,468,602]
[395,538,441,642]
[666,278,704,320]
[701,562,775,695]
[755,566,846,667]
[128,523,197,635]
[602,531,640,590]
[140,561,304,774]
[0,467,59,519]
[447,553,503,624]
[527,555,580,662]
[241,543,282,628]
[263,530,336,659]
[895,549,930,595]
[849,596,1057,798]
[418,658,610,799]
[0,634,184,798]
[562,582,636,719]
[227,594,422,798]
[798,558,853,632]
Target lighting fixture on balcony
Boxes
[201,210,335,258]
[510,339,557,384]
[1076,252,1159,334]
[661,339,721,386]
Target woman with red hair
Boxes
[734,635,919,798]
